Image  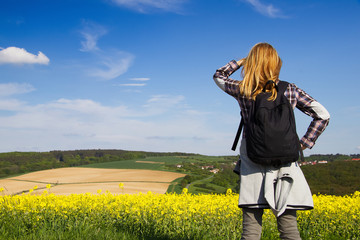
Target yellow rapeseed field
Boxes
[0,186,359,239]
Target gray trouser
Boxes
[240,208,301,240]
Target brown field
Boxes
[0,168,185,195]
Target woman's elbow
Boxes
[310,101,330,120]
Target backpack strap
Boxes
[299,147,304,162]
[231,117,244,151]
[276,80,289,95]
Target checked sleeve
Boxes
[289,85,330,149]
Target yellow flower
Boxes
[97,189,102,194]
[119,183,124,189]
[0,190,358,239]
[46,184,51,189]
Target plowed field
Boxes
[0,167,185,195]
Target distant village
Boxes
[299,158,359,166]
[176,163,220,174]
[175,158,360,174]
[299,160,328,166]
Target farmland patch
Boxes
[0,167,185,195]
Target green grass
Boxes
[188,176,228,194]
[0,221,140,240]
[166,177,184,194]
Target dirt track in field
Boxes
[0,168,185,195]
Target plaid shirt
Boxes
[213,60,330,149]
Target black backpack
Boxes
[232,80,303,166]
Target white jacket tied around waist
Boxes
[238,139,313,217]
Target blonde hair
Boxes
[239,43,282,101]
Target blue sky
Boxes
[0,0,359,156]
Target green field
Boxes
[188,175,227,194]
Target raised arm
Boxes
[293,86,330,149]
[213,60,242,95]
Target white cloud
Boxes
[110,0,186,13]
[89,51,135,80]
[142,95,185,115]
[243,0,284,18]
[357,146,360,150]
[0,94,230,155]
[117,83,146,87]
[146,95,184,105]
[0,83,35,97]
[80,21,108,52]
[0,47,49,65]
[116,78,150,87]
[130,77,150,81]
[0,99,26,111]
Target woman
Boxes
[213,43,330,240]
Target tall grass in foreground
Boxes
[0,189,359,240]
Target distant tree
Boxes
[95,151,104,158]
[53,152,64,162]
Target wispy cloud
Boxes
[80,21,108,52]
[117,83,146,87]
[0,83,35,111]
[0,47,49,65]
[116,77,150,88]
[109,0,187,13]
[143,95,185,115]
[243,0,285,18]
[129,77,150,81]
[79,22,134,80]
[0,83,35,97]
[89,51,135,80]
